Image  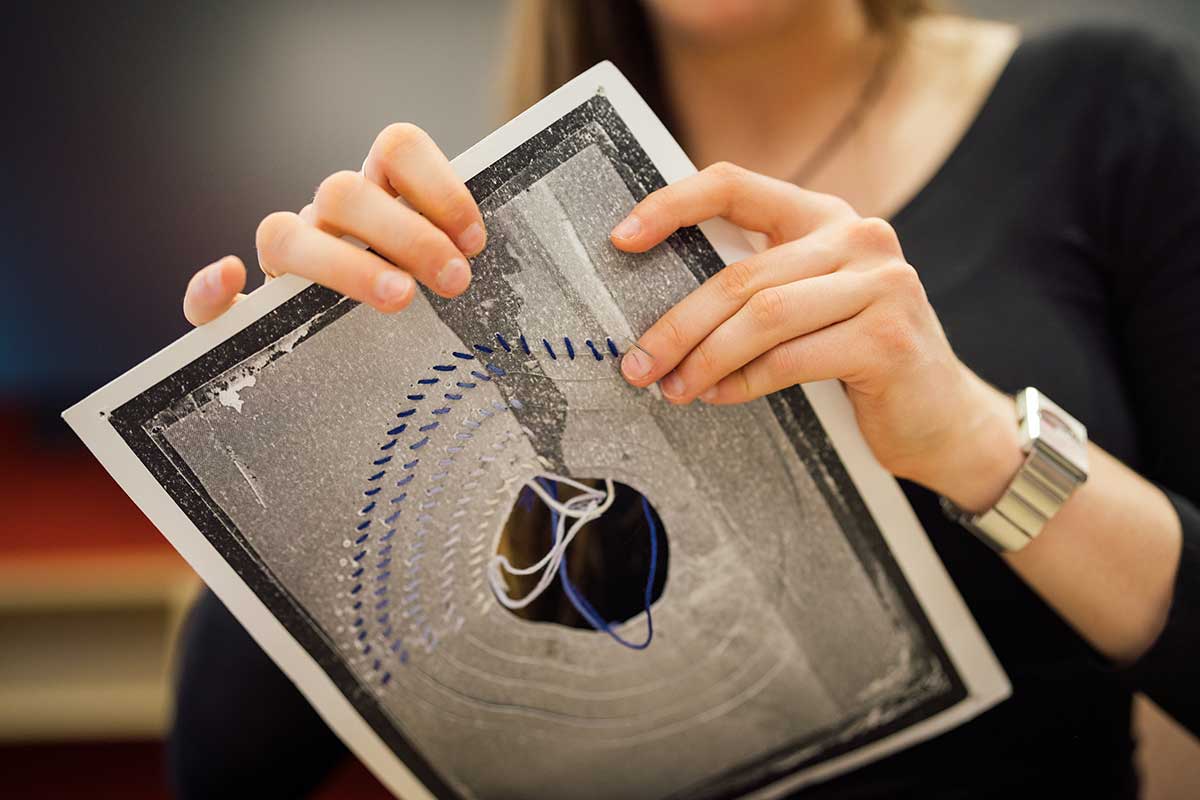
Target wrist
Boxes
[917,372,1024,512]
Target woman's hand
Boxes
[183,123,485,326]
[611,162,1022,510]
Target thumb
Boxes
[183,255,247,326]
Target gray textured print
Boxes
[151,114,949,799]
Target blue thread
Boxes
[406,394,425,401]
[350,583,363,595]
[373,455,393,466]
[353,617,364,627]
[353,550,366,562]
[396,474,414,487]
[359,501,376,515]
[355,532,370,545]
[474,343,494,354]
[368,470,386,481]
[381,529,396,541]
[351,567,363,578]
[403,460,419,469]
[606,338,619,357]
[452,351,475,360]
[542,339,557,360]
[486,363,506,377]
[417,378,439,385]
[444,393,463,401]
[384,510,401,525]
[364,487,381,497]
[391,492,407,504]
[410,437,430,450]
[432,406,451,415]
[470,370,491,382]
[382,672,392,685]
[519,335,531,355]
[495,333,511,352]
[396,409,416,418]
[353,600,363,610]
[362,644,373,655]
[355,520,371,532]
[558,492,657,650]
[380,439,397,451]
[564,337,575,360]
[419,421,439,433]
[586,340,602,360]
[456,381,476,389]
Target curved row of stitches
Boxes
[341,331,624,682]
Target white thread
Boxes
[487,474,616,611]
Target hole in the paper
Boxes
[495,478,668,629]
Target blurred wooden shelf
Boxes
[0,550,199,742]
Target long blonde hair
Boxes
[501,0,933,128]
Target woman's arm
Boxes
[608,160,1192,689]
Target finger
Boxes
[610,161,856,252]
[619,226,854,387]
[363,123,486,256]
[255,211,417,312]
[184,256,247,326]
[657,271,877,403]
[311,170,471,297]
[699,319,871,405]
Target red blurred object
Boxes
[0,408,171,557]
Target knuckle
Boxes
[377,121,430,161]
[706,160,743,181]
[768,340,800,377]
[429,185,476,229]
[879,260,926,301]
[654,311,690,352]
[714,259,756,303]
[691,338,721,374]
[313,170,362,218]
[870,310,920,359]
[255,211,300,263]
[849,216,901,253]
[747,287,787,328]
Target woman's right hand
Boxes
[182,123,486,326]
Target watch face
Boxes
[1029,393,1089,477]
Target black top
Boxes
[167,24,1200,800]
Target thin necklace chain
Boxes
[791,37,900,187]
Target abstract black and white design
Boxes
[66,64,1008,800]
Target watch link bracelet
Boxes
[940,387,1089,552]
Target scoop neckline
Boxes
[889,35,1028,227]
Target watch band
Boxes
[940,388,1089,552]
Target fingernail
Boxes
[375,270,413,306]
[621,348,652,380]
[202,263,224,297]
[700,386,718,403]
[456,222,486,256]
[436,257,470,295]
[660,372,684,398]
[611,214,642,240]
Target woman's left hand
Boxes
[610,162,1021,510]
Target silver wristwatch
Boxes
[940,387,1089,552]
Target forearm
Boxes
[930,378,1184,665]
[1004,445,1182,664]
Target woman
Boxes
[171,1,1199,797]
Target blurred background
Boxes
[2,1,1198,797]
